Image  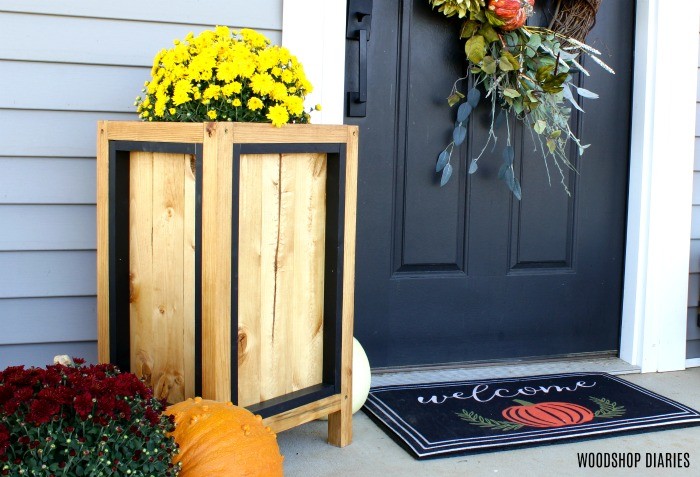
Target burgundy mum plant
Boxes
[0,359,179,476]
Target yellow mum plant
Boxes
[136,26,317,127]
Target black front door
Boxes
[346,0,633,368]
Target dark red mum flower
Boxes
[74,393,94,419]
[0,423,9,456]
[28,398,61,425]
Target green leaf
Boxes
[500,50,520,71]
[457,410,523,431]
[546,138,556,153]
[499,56,514,72]
[471,9,487,23]
[526,33,541,52]
[512,99,524,115]
[503,88,520,98]
[484,9,505,27]
[460,20,480,39]
[478,23,500,44]
[591,397,626,419]
[536,65,555,83]
[533,119,546,134]
[447,91,465,107]
[550,129,562,139]
[465,35,486,64]
[481,55,497,75]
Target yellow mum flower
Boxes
[172,79,192,106]
[250,73,275,95]
[222,81,242,97]
[284,95,304,116]
[270,83,288,101]
[247,97,264,111]
[241,28,269,49]
[138,27,313,124]
[203,84,221,101]
[281,69,294,84]
[266,104,290,127]
[214,25,231,39]
[256,48,279,72]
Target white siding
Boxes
[688,32,700,359]
[0,0,282,369]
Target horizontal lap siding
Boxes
[689,34,700,360]
[0,0,282,369]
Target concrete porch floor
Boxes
[277,361,700,476]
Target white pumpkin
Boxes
[319,337,371,419]
[351,337,372,414]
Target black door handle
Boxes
[347,0,373,117]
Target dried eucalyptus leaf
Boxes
[511,177,522,200]
[467,87,481,108]
[436,149,450,172]
[575,86,600,99]
[440,162,453,186]
[453,125,467,145]
[468,160,478,174]
[502,145,514,166]
[562,83,584,112]
[457,102,473,122]
[504,166,515,189]
[498,161,509,180]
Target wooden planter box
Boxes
[96,121,357,446]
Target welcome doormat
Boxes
[363,372,700,459]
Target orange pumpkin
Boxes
[488,0,535,31]
[165,398,284,476]
[502,400,595,428]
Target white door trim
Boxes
[283,0,700,372]
[282,0,346,125]
[619,0,699,372]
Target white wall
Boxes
[0,0,282,369]
[687,31,700,362]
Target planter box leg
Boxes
[327,397,352,447]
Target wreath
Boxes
[429,0,611,198]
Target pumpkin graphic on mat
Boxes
[501,399,595,428]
